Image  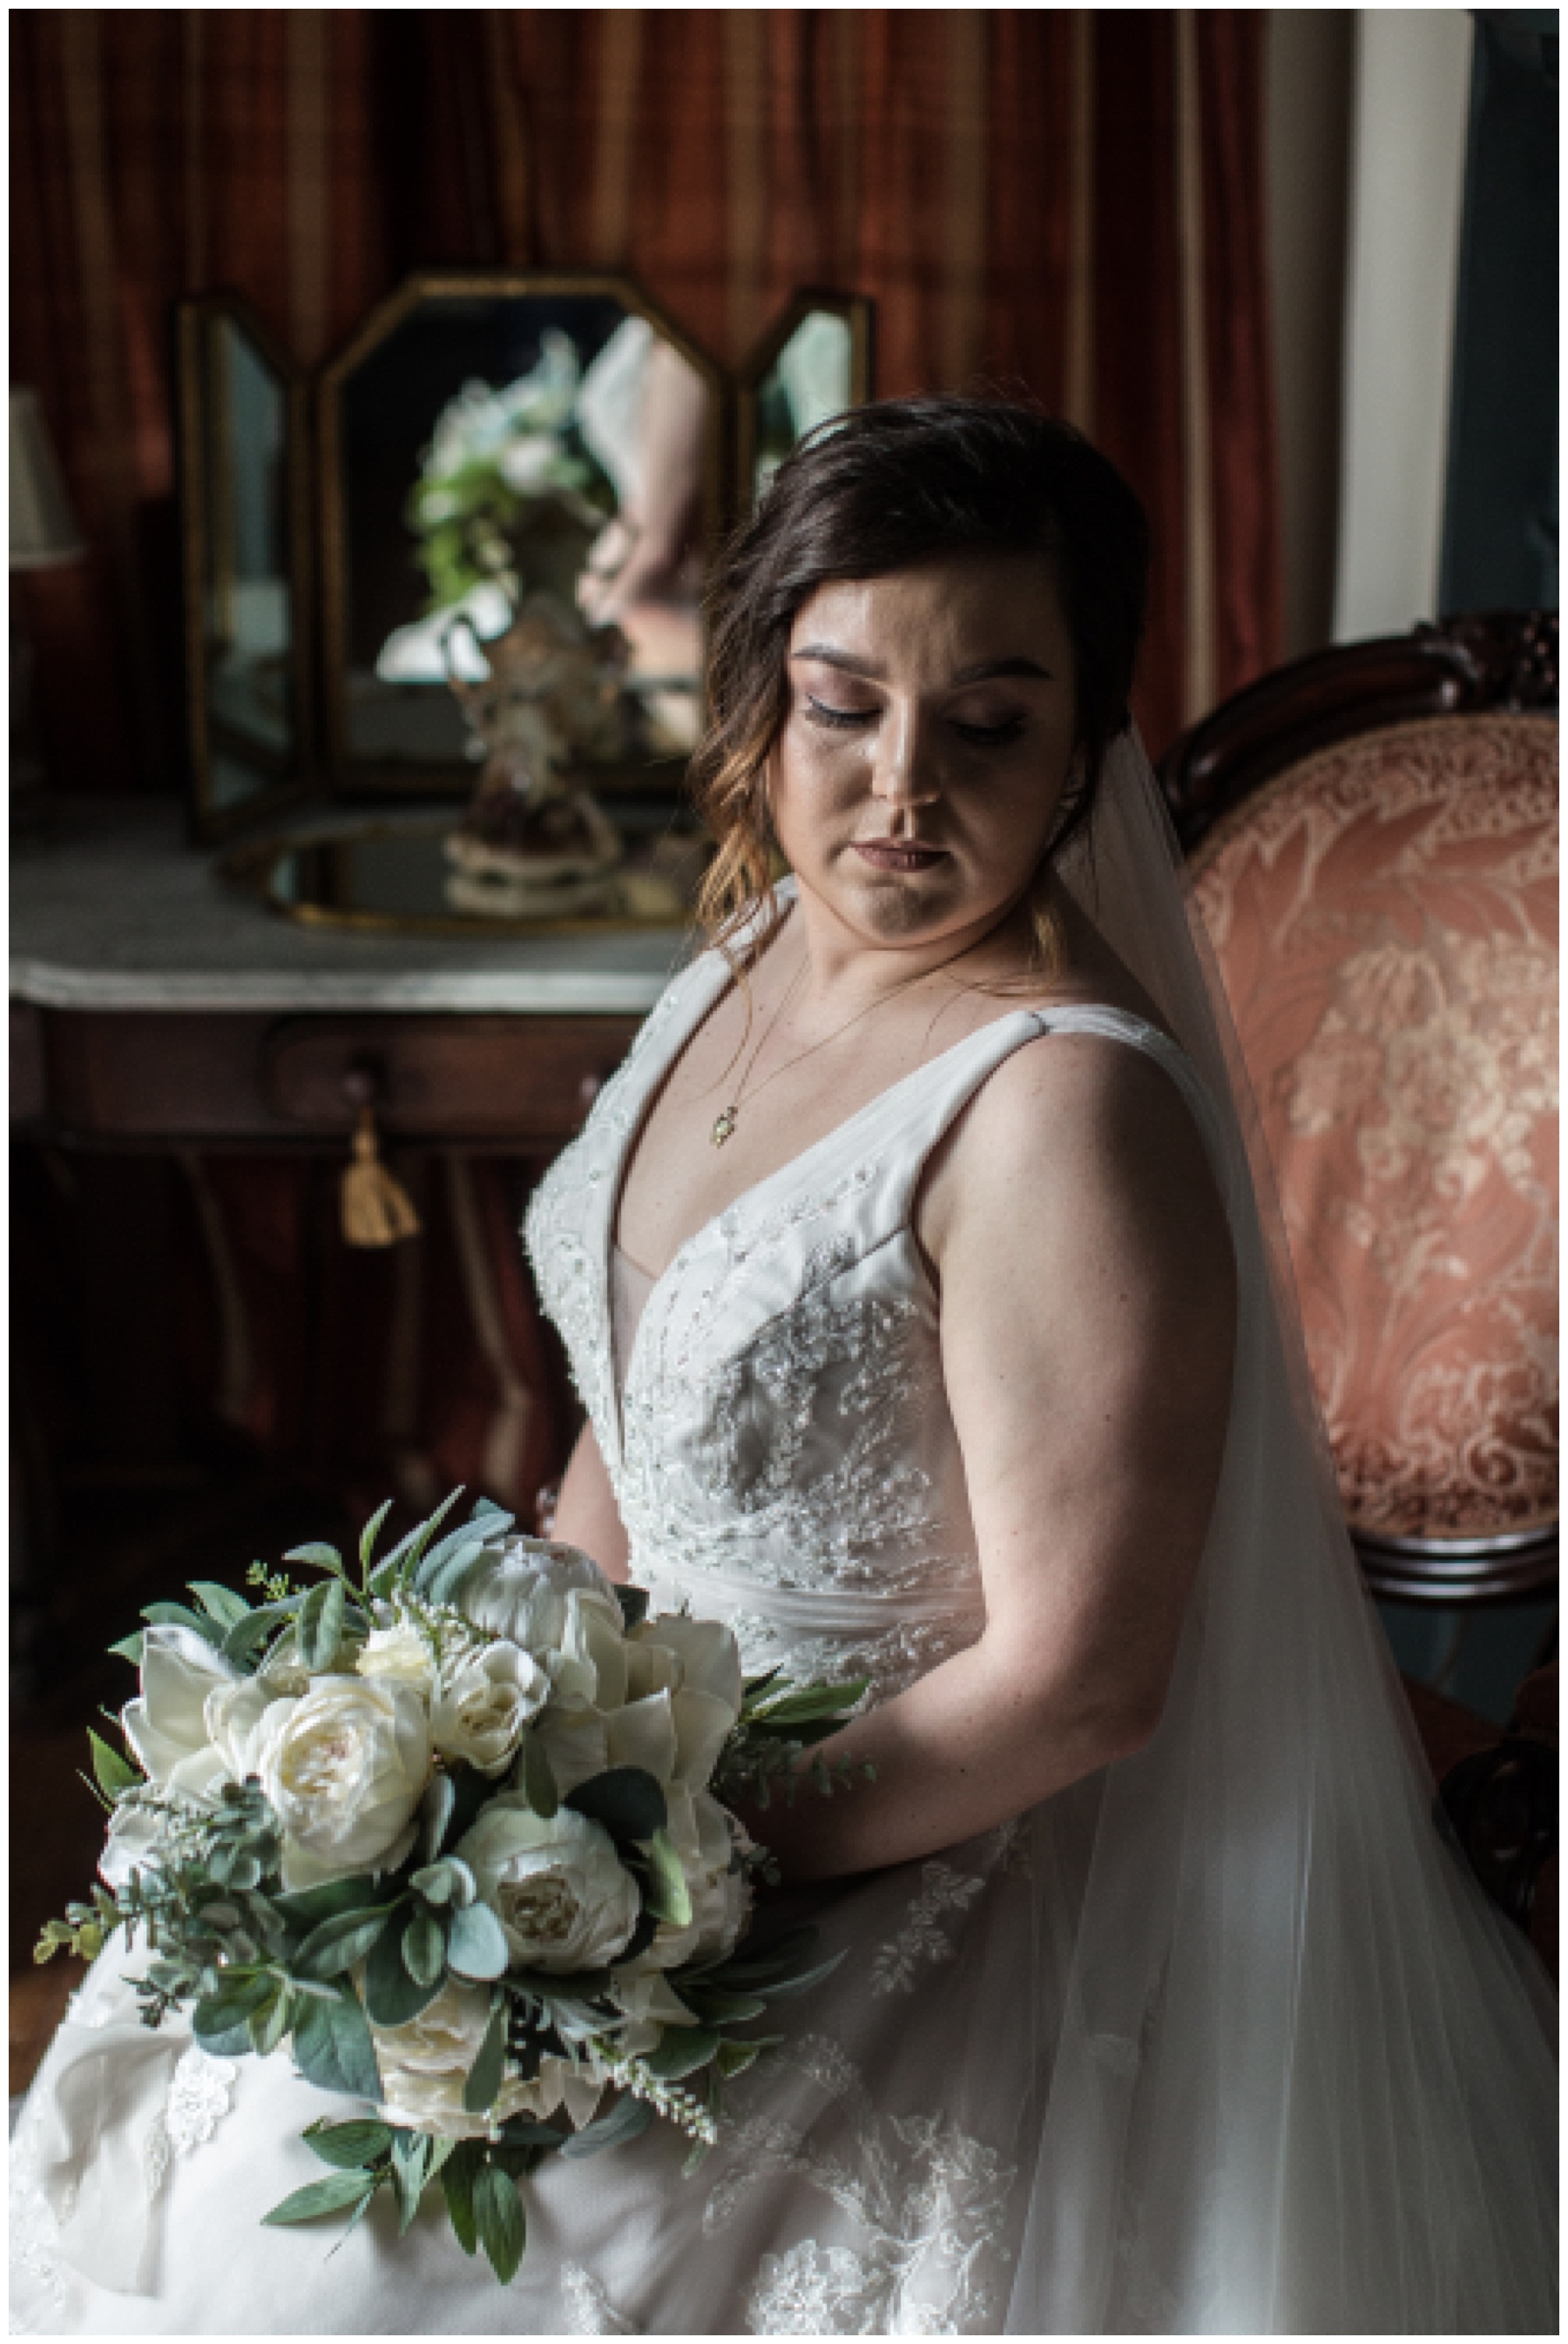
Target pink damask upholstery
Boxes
[1192,713,1558,1541]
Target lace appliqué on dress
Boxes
[706,2036,1016,2336]
[869,1862,988,1997]
[142,2045,239,2199]
[560,2261,639,2334]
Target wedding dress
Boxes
[10,742,1555,2335]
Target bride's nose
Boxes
[869,706,941,830]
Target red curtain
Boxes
[11,10,1282,1528]
[11,9,1281,789]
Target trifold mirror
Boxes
[178,295,314,839]
[179,272,872,847]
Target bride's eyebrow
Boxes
[790,647,1055,684]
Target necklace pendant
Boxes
[711,1106,738,1148]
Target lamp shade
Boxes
[10,387,84,569]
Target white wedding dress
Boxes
[11,749,1556,2335]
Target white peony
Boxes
[458,1536,612,1644]
[260,1677,430,1887]
[356,1623,436,1698]
[372,1979,602,2139]
[456,1795,639,1972]
[430,1640,549,1775]
[533,1682,737,1804]
[119,1624,239,1805]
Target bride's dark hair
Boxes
[690,395,1150,966]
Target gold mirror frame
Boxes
[315,268,731,799]
[177,293,315,843]
[736,289,874,515]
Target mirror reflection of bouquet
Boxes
[408,331,613,618]
[38,1496,868,2284]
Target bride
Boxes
[12,399,1555,2335]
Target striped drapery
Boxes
[12,11,1281,1528]
[12,8,1280,787]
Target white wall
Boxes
[1332,9,1473,642]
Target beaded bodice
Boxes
[524,911,1211,1703]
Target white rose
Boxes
[373,1979,585,2139]
[356,1623,436,1698]
[120,1625,238,1804]
[458,1536,615,1651]
[618,1786,751,1974]
[260,1677,429,1887]
[431,1641,549,1775]
[456,1795,639,1972]
[203,1669,302,1783]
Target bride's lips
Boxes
[851,839,947,873]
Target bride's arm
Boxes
[741,1032,1237,1883]
[550,1420,632,1582]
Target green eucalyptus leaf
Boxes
[364,1920,442,2029]
[275,1876,379,1932]
[372,1488,465,1595]
[461,1995,508,2116]
[422,1538,489,1609]
[283,1542,346,1575]
[87,1729,139,1799]
[639,2025,718,2082]
[262,2172,376,2226]
[739,1948,847,2002]
[389,2129,432,2235]
[303,2117,393,2169]
[439,2140,483,2255]
[358,1499,395,1574]
[418,1773,456,1866]
[402,1909,447,1990]
[107,1632,145,1667]
[642,1828,693,1928]
[519,1735,558,1820]
[447,1900,508,1982]
[714,2036,767,2078]
[139,1602,224,1649]
[292,1980,382,2103]
[564,1766,666,1845]
[187,1581,253,1630]
[472,2160,527,2285]
[293,1903,397,1982]
[559,2094,655,2159]
[250,1988,293,2057]
[297,1578,348,1673]
[679,1985,768,2024]
[410,1863,454,1908]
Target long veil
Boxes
[1001,733,1557,2333]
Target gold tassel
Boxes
[341,1105,422,1249]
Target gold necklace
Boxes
[710,952,955,1148]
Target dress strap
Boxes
[866,1001,1234,1239]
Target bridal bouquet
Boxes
[37,1493,867,2282]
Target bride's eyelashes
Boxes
[802,695,1028,748]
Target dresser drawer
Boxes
[264,1016,639,1139]
[24,1009,639,1144]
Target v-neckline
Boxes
[598,893,1059,1453]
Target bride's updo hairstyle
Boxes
[690,395,1150,966]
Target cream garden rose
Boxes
[456,1796,639,1971]
[260,1676,430,1887]
[355,1621,436,1697]
[372,1979,605,2139]
[430,1639,550,1775]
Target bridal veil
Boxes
[993,731,1556,2331]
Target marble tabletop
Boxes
[10,798,688,1015]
